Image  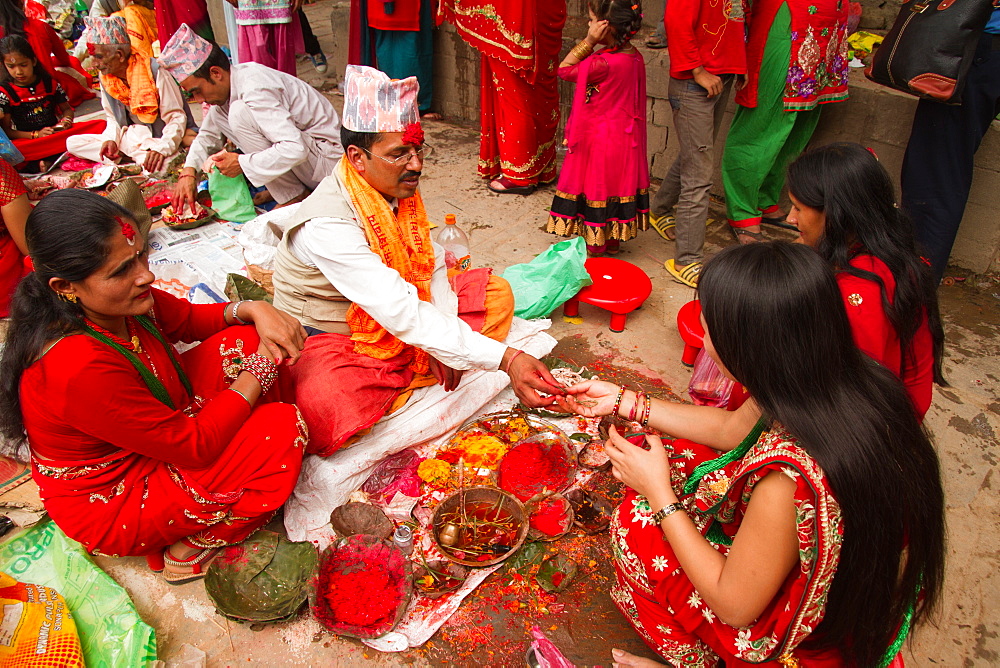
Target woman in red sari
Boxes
[0,190,308,584]
[0,0,95,107]
[560,242,945,667]
[440,0,566,194]
[0,157,29,317]
[785,142,944,420]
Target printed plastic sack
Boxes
[208,167,256,223]
[0,570,85,666]
[502,236,592,319]
[0,127,24,167]
[0,520,157,667]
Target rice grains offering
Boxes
[498,432,579,502]
[312,534,412,639]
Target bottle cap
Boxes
[445,214,457,225]
[393,525,413,541]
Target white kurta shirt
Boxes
[185,62,342,188]
[287,212,507,372]
[99,63,188,157]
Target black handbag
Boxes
[865,0,997,104]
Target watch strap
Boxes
[652,502,684,523]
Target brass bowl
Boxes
[431,486,528,568]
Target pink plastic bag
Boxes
[687,348,737,408]
[528,625,575,668]
[360,449,423,503]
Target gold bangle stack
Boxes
[570,40,594,61]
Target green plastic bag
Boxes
[208,167,256,223]
[501,237,592,319]
[0,520,157,667]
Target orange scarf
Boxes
[100,52,159,125]
[339,157,435,374]
[115,5,159,58]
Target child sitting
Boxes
[0,35,74,171]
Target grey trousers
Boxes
[652,75,734,265]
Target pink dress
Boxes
[546,48,650,248]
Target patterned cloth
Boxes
[159,22,215,82]
[611,425,846,666]
[737,0,849,111]
[235,0,294,26]
[341,64,419,132]
[85,15,129,46]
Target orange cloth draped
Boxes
[440,0,566,186]
[114,4,159,58]
[339,157,435,374]
[100,53,159,124]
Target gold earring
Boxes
[59,292,77,303]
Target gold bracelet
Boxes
[571,41,594,60]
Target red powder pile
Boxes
[313,537,407,637]
[529,498,570,536]
[498,439,572,502]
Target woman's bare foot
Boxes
[611,648,665,667]
[421,111,443,120]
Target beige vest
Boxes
[271,170,359,334]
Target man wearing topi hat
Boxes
[65,15,197,174]
[270,65,565,457]
[160,23,343,210]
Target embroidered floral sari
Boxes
[611,424,846,666]
[21,289,307,557]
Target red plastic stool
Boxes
[676,299,704,366]
[562,257,652,332]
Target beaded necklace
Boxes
[82,315,193,409]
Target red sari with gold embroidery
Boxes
[20,289,306,557]
[440,0,566,186]
[611,424,847,666]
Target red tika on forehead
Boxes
[87,42,97,55]
[116,216,136,245]
[402,122,424,147]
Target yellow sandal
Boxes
[665,259,703,288]
[650,214,676,241]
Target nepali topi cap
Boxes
[85,15,129,46]
[159,23,215,82]
[342,65,420,135]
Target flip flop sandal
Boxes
[730,225,766,245]
[645,36,668,49]
[650,214,676,241]
[664,259,702,288]
[487,176,536,195]
[163,546,222,585]
[760,216,798,231]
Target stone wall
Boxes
[328,1,1000,274]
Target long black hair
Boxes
[0,0,25,37]
[588,0,642,48]
[699,242,945,667]
[786,142,945,385]
[0,190,135,450]
[0,34,51,86]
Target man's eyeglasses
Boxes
[361,144,433,166]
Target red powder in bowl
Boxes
[529,498,570,536]
[498,437,573,502]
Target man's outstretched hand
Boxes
[502,348,565,408]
